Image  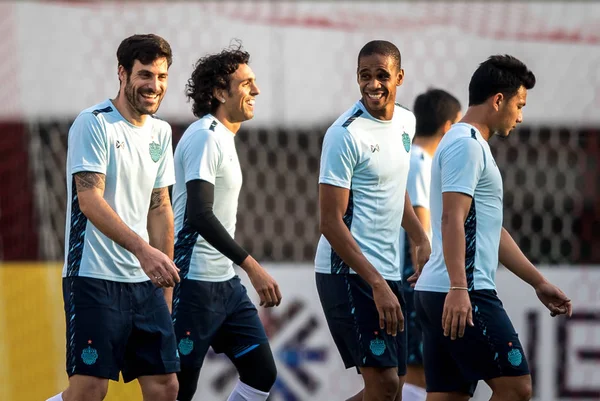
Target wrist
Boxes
[369,276,387,290]
[450,279,468,288]
[531,276,548,290]
[240,255,258,273]
[131,239,148,258]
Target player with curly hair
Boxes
[170,42,280,401]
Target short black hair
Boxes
[116,34,172,75]
[468,55,535,106]
[358,40,401,69]
[413,89,462,137]
[186,42,250,118]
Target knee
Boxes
[494,378,532,401]
[512,380,532,401]
[143,374,179,401]
[158,375,179,401]
[64,377,108,401]
[367,374,399,401]
[239,352,277,392]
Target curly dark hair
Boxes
[469,54,536,106]
[186,42,250,118]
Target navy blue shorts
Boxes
[401,250,423,367]
[171,276,269,369]
[62,277,180,382]
[415,290,530,395]
[402,282,423,367]
[316,273,407,375]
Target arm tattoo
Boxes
[150,188,167,210]
[74,172,105,192]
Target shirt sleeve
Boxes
[407,156,431,208]
[440,138,486,197]
[319,126,360,189]
[154,127,176,188]
[68,112,108,175]
[182,130,221,185]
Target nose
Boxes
[367,78,381,90]
[147,76,160,93]
[516,110,523,124]
[251,82,260,96]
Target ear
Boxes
[213,88,225,104]
[442,119,452,134]
[117,65,127,86]
[492,93,504,111]
[396,68,404,86]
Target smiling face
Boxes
[357,53,404,120]
[219,63,260,123]
[119,57,168,118]
[492,85,528,138]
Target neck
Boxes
[361,100,394,121]
[460,107,492,141]
[413,135,441,157]
[112,93,148,127]
[214,109,241,134]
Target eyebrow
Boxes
[358,68,390,74]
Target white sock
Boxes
[227,380,270,401]
[45,393,63,401]
[402,383,427,401]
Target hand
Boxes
[407,238,431,288]
[372,280,403,336]
[243,257,282,308]
[414,238,431,273]
[442,289,474,340]
[137,244,180,288]
[535,281,572,317]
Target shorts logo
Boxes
[179,335,194,356]
[370,337,386,356]
[81,342,98,365]
[508,348,523,367]
[149,141,162,162]
[402,132,411,152]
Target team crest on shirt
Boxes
[81,344,98,365]
[178,337,194,356]
[507,348,523,367]
[369,336,386,356]
[149,141,162,162]
[402,132,411,153]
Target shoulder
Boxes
[70,102,114,137]
[439,125,486,163]
[179,116,222,148]
[77,101,115,123]
[149,114,173,137]
[330,103,365,130]
[394,103,416,124]
[325,104,364,142]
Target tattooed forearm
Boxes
[74,172,106,192]
[150,188,167,210]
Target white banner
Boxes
[194,265,600,401]
[4,2,600,125]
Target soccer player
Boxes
[400,89,462,401]
[46,34,181,401]
[171,45,280,401]
[315,40,432,401]
[414,55,572,401]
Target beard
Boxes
[124,76,163,116]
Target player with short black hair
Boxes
[415,55,571,401]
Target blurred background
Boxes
[0,1,598,400]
